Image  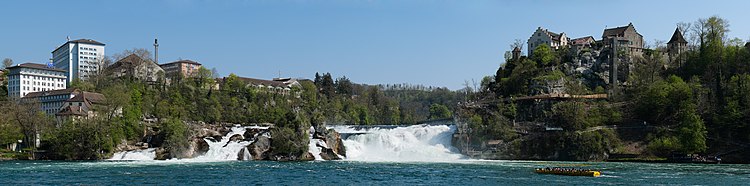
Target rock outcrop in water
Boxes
[312,128,346,160]
[111,122,349,161]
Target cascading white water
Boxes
[110,148,157,160]
[193,126,256,161]
[333,125,465,162]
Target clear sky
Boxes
[1,0,748,90]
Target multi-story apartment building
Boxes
[52,39,105,85]
[6,63,67,98]
[159,59,202,80]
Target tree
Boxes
[6,100,53,158]
[160,118,189,159]
[319,73,335,98]
[335,76,354,96]
[428,103,452,120]
[2,58,13,69]
[531,44,556,66]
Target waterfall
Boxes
[193,126,255,161]
[333,124,464,162]
[110,148,156,160]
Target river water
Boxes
[2,125,748,185]
[1,160,748,185]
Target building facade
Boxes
[570,36,596,54]
[23,88,79,115]
[6,63,67,98]
[106,54,164,83]
[602,23,644,55]
[159,60,202,80]
[527,27,569,56]
[56,91,107,121]
[52,39,105,85]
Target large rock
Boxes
[155,147,170,160]
[324,129,346,157]
[243,128,263,141]
[192,138,210,157]
[318,143,341,160]
[248,136,271,160]
[237,147,252,160]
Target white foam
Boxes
[333,125,465,162]
[109,148,156,160]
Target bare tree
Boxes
[511,39,525,55]
[652,39,666,51]
[677,22,695,46]
[2,58,13,69]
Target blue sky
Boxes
[1,0,747,90]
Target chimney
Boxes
[154,38,159,64]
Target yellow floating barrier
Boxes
[535,168,601,177]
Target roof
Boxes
[108,54,158,70]
[571,36,595,45]
[160,59,202,66]
[56,106,87,116]
[532,27,565,42]
[603,23,638,38]
[52,38,105,53]
[668,28,688,44]
[222,76,288,87]
[67,91,106,104]
[6,63,67,72]
[548,31,563,41]
[24,88,78,98]
[512,47,521,52]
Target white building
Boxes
[527,27,569,56]
[52,39,105,85]
[6,63,68,98]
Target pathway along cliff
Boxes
[110,124,465,162]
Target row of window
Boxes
[79,51,98,56]
[80,47,98,51]
[79,56,98,60]
[6,86,61,92]
[8,75,65,82]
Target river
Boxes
[1,125,748,185]
[1,160,748,185]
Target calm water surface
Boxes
[1,160,749,185]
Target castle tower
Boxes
[667,27,688,65]
[512,47,521,61]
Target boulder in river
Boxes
[248,136,271,160]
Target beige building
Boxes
[527,27,569,55]
[159,60,202,80]
[106,54,164,83]
[570,36,595,54]
[56,91,107,121]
